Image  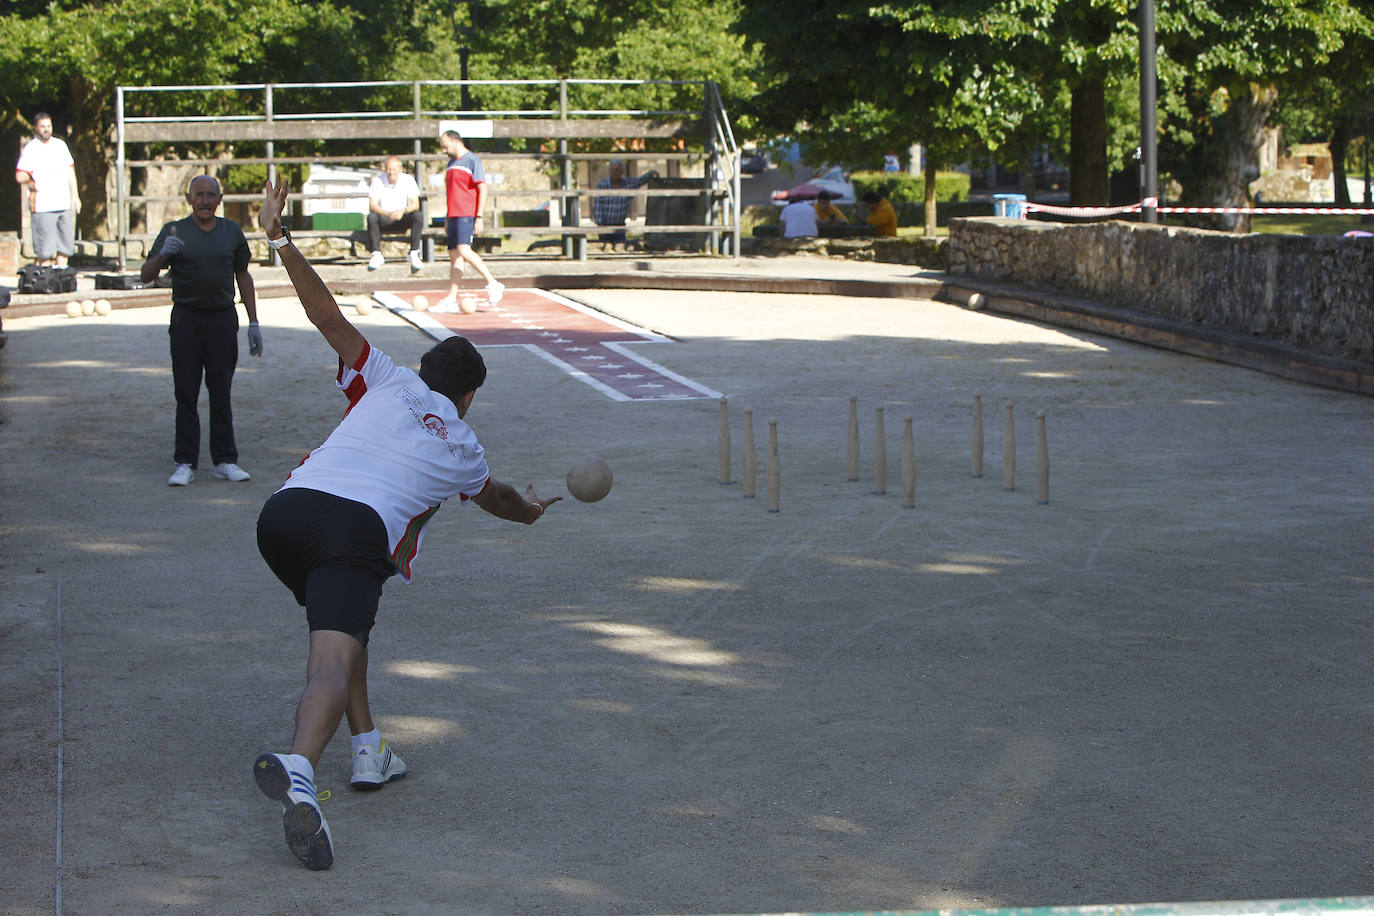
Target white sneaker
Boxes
[253,753,334,871]
[486,280,505,304]
[408,250,423,273]
[430,296,459,313]
[350,741,408,790]
[212,462,251,482]
[367,251,385,271]
[168,464,194,486]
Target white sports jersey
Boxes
[280,341,490,579]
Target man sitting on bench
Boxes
[366,156,423,273]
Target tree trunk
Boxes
[70,78,112,241]
[924,158,938,237]
[1069,79,1108,206]
[1178,83,1278,233]
[1330,116,1353,207]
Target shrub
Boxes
[851,170,970,204]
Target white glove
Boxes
[158,234,184,259]
[247,321,263,357]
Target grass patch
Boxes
[1248,214,1372,236]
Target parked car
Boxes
[741,151,768,174]
[771,165,856,204]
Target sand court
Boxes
[1,271,1370,915]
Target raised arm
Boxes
[261,179,365,367]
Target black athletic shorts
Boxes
[256,488,397,645]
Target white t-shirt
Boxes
[780,199,819,238]
[369,172,420,214]
[280,341,491,580]
[16,136,74,213]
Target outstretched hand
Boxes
[527,484,562,519]
[260,179,289,237]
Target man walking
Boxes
[366,155,423,273]
[251,178,558,870]
[432,130,503,313]
[141,175,262,486]
[14,112,81,268]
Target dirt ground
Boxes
[2,263,1371,915]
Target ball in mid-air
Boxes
[566,457,613,503]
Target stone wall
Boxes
[947,217,1374,365]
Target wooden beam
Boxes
[122,118,705,144]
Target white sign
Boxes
[439,118,494,139]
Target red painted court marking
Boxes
[372,287,722,402]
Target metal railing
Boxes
[113,78,741,270]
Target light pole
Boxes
[1139,0,1158,223]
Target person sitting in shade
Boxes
[813,190,848,227]
[863,191,898,237]
[592,159,660,247]
[366,156,423,273]
[780,197,819,238]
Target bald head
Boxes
[188,174,221,196]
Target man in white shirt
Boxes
[251,177,558,871]
[14,112,81,267]
[780,197,819,238]
[366,156,423,273]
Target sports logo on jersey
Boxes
[422,414,449,439]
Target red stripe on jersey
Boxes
[461,476,492,503]
[391,503,440,578]
[339,340,372,415]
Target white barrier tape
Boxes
[1017,198,1374,217]
[1022,201,1144,217]
[1158,205,1374,215]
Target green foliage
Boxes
[221,161,312,195]
[851,170,970,204]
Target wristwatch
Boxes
[266,228,292,250]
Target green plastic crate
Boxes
[310,212,366,231]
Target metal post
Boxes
[558,80,576,259]
[116,87,127,272]
[266,85,281,266]
[1139,0,1158,223]
[1363,109,1371,208]
[415,81,432,262]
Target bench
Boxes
[343,227,502,260]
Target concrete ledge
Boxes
[4,262,1368,396]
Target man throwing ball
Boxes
[251,178,559,870]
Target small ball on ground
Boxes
[65,301,82,318]
[355,300,373,316]
[80,299,96,316]
[459,295,478,314]
[94,299,112,316]
[411,294,428,312]
[566,456,613,503]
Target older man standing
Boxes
[14,112,81,268]
[366,156,423,273]
[141,175,263,487]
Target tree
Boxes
[0,0,360,238]
[1154,0,1373,230]
[738,0,1049,235]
